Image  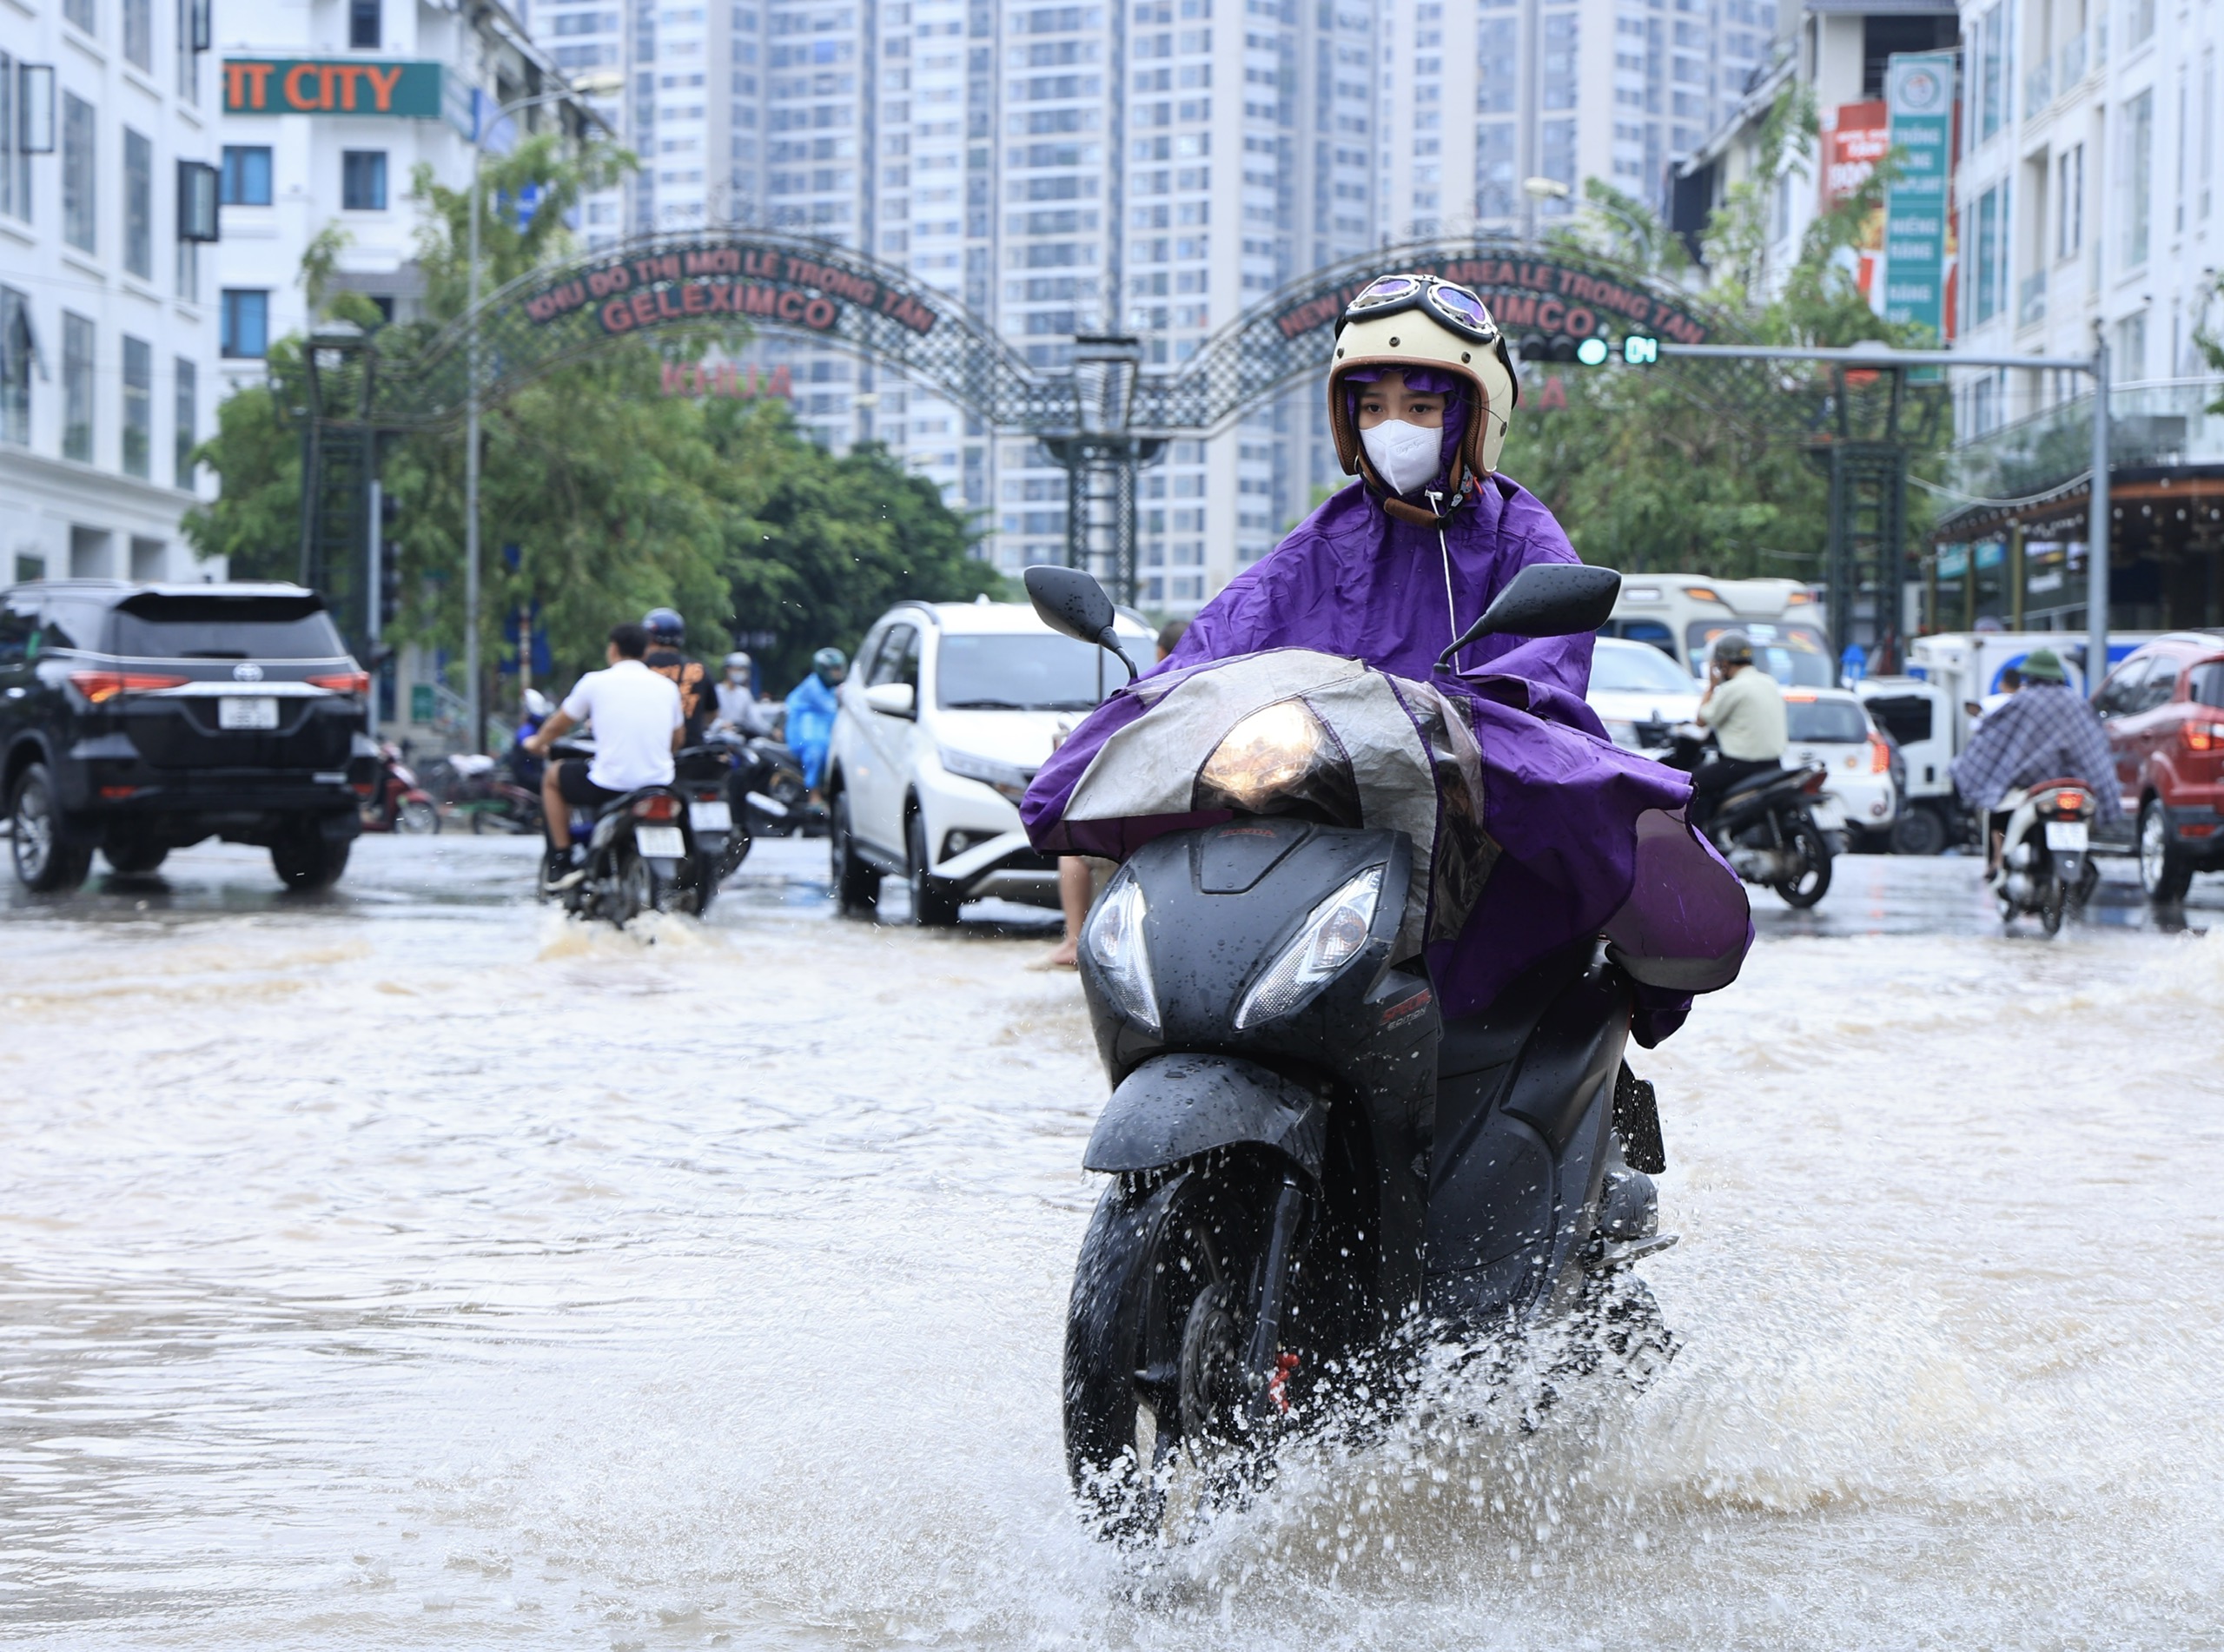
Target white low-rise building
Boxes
[1,0,225,587]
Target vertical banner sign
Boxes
[1821,101,1890,308]
[1883,52,1955,337]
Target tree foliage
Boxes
[1498,101,1946,579]
[184,137,993,712]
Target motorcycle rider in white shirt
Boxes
[523,621,685,891]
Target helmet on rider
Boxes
[643,606,685,647]
[724,651,752,677]
[1327,273,1521,506]
[1711,630,1756,671]
[522,687,553,719]
[811,645,847,684]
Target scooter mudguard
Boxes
[1082,1053,1328,1180]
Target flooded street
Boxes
[3,836,2221,1649]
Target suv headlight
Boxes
[939,745,1033,805]
[1084,872,1160,1033]
[1193,699,1360,823]
[1234,865,1384,1029]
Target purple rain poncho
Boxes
[1020,470,1752,1047]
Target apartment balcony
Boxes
[1942,379,2224,508]
[2059,29,2088,91]
[2024,61,2052,116]
[2017,269,2047,328]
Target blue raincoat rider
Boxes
[783,646,847,798]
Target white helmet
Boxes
[1327,273,1521,511]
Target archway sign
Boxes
[303,231,1732,624]
[330,228,1728,437]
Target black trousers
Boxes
[1689,757,1781,831]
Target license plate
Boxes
[218,696,279,730]
[2045,820,2089,849]
[688,799,732,832]
[635,825,686,858]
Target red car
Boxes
[2094,632,2224,901]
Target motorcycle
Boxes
[1663,729,1833,909]
[1988,777,2101,935]
[360,741,440,835]
[544,741,746,925]
[707,728,811,837]
[1026,563,1678,1543]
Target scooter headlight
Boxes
[1084,872,1161,1034]
[1234,865,1384,1029]
[1194,699,1360,823]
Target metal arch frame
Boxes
[301,231,1744,640]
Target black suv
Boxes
[0,580,375,892]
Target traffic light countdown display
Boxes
[1570,333,1660,367]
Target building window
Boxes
[122,335,151,479]
[2126,88,2154,269]
[1,287,30,447]
[2056,142,2083,259]
[174,356,196,486]
[63,95,96,254]
[0,50,28,223]
[175,0,203,103]
[64,0,95,33]
[221,146,274,207]
[221,290,268,358]
[124,0,154,69]
[350,0,382,49]
[341,150,388,211]
[124,128,154,279]
[1973,184,2001,322]
[63,313,94,463]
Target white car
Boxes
[1784,686,1899,845]
[824,598,1156,924]
[1586,636,1700,750]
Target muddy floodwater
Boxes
[3,837,2221,1649]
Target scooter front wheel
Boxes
[1063,1159,1284,1543]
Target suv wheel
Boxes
[829,790,880,912]
[906,809,962,928]
[2138,796,2194,902]
[10,763,92,893]
[103,838,169,875]
[271,822,352,891]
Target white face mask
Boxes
[1360,419,1441,496]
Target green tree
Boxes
[186,135,993,710]
[1499,122,1944,579]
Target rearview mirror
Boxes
[1024,564,1137,682]
[1437,563,1623,672]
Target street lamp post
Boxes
[460,77,618,753]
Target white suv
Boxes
[824,598,1155,923]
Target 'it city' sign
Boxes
[223,58,445,117]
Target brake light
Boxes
[2182,721,2224,751]
[1799,769,1828,795]
[695,790,723,803]
[1869,734,1891,774]
[2044,789,2092,817]
[308,671,371,696]
[69,671,189,703]
[632,794,678,821]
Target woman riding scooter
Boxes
[1023,272,1750,1042]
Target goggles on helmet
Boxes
[1339,274,1501,346]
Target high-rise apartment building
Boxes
[2,0,225,588]
[522,0,1776,613]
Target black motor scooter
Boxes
[545,741,743,925]
[1029,564,1680,1541]
[1663,730,1834,909]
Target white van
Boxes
[1603,573,1834,685]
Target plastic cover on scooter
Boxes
[1056,647,1493,958]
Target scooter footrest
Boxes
[1588,1232,1678,1272]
